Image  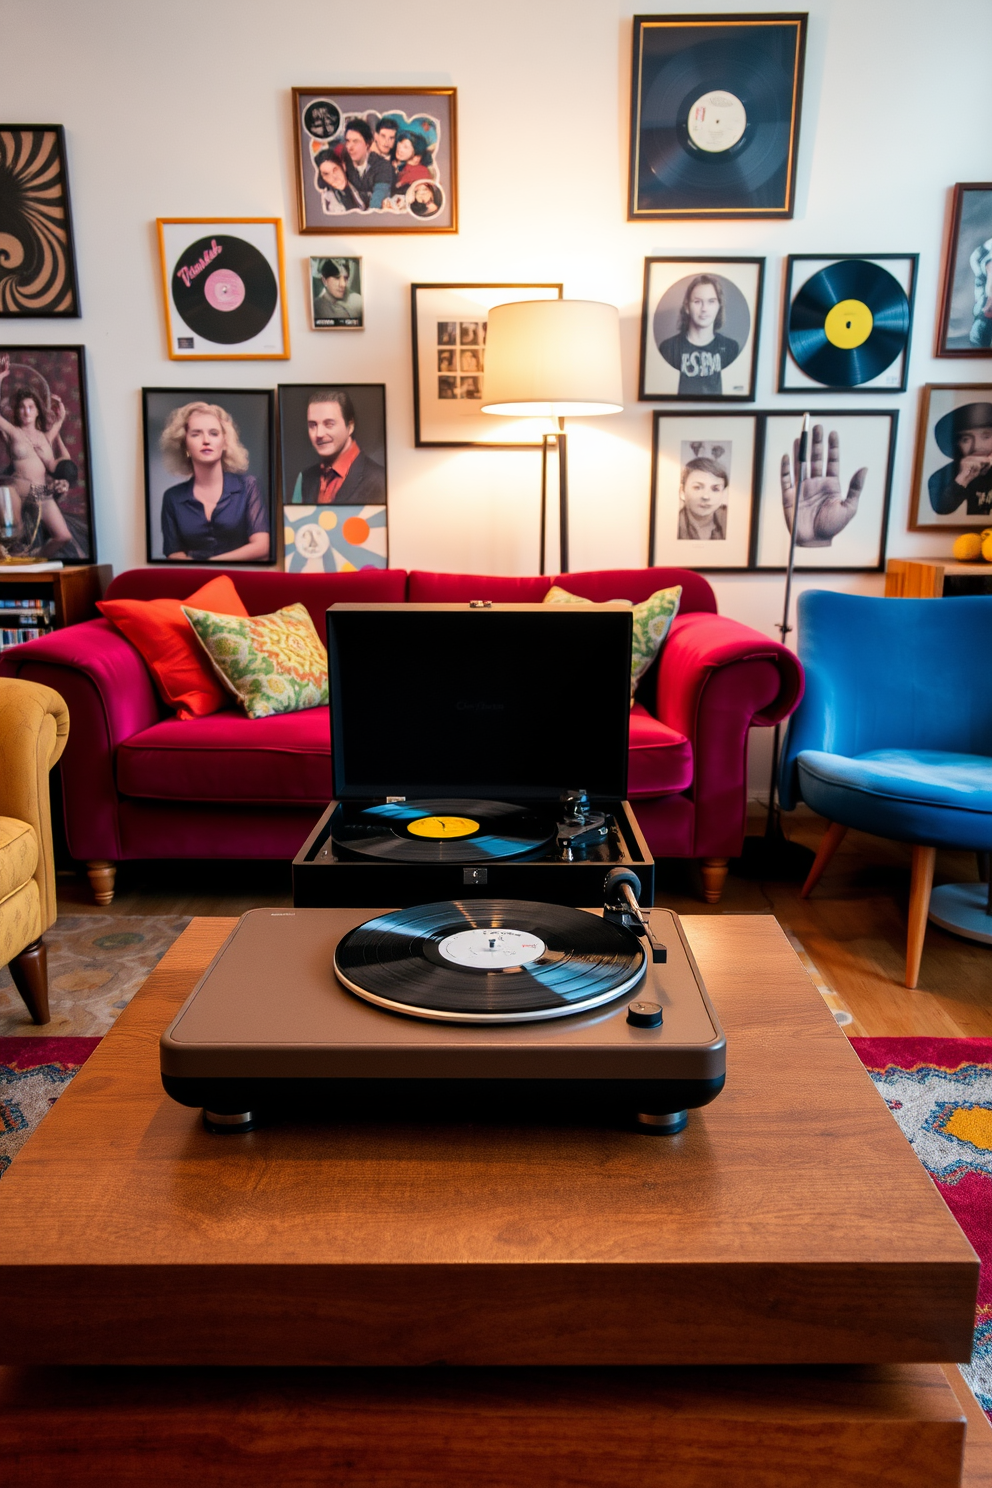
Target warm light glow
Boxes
[481,299,624,418]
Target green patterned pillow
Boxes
[182,602,328,720]
[543,584,681,696]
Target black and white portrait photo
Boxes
[640,258,764,402]
[911,385,992,529]
[309,256,363,330]
[650,412,757,568]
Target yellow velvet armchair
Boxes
[0,677,69,1024]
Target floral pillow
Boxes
[182,601,328,720]
[543,584,682,696]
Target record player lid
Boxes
[327,603,632,801]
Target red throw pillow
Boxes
[98,575,249,719]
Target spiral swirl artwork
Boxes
[0,128,79,316]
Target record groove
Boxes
[331,799,557,865]
[788,259,909,386]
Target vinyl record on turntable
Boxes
[786,258,911,388]
[334,899,647,1022]
[331,799,557,865]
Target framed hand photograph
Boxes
[142,389,275,565]
[628,14,806,221]
[909,384,992,530]
[753,411,896,571]
[0,346,94,562]
[936,185,992,357]
[293,88,457,235]
[157,219,290,361]
[0,126,80,316]
[779,254,917,393]
[309,256,363,330]
[649,411,758,569]
[639,257,763,401]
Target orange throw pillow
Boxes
[98,576,249,719]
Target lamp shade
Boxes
[481,299,624,417]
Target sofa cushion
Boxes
[556,568,716,614]
[184,603,328,720]
[0,816,38,902]
[408,571,551,602]
[627,704,693,797]
[116,708,332,804]
[796,748,992,851]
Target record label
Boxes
[687,91,747,153]
[204,268,246,313]
[438,927,546,970]
[824,298,873,349]
[407,815,480,840]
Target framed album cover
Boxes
[0,126,80,316]
[779,254,917,393]
[639,257,764,401]
[142,388,275,565]
[411,283,561,447]
[309,256,363,330]
[293,88,457,235]
[909,384,992,531]
[0,345,95,562]
[157,219,290,361]
[753,411,896,571]
[936,185,992,357]
[628,14,806,221]
[649,410,758,569]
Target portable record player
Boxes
[293,602,655,908]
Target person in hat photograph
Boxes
[928,400,992,517]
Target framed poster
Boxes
[779,254,917,393]
[157,219,290,361]
[628,14,806,221]
[753,411,896,571]
[639,257,763,401]
[293,88,457,235]
[142,389,275,565]
[284,504,387,572]
[0,126,80,316]
[411,283,561,447]
[649,411,758,569]
[0,346,94,562]
[909,384,992,530]
[309,256,363,330]
[936,185,992,357]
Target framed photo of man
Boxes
[142,389,275,565]
[309,256,363,330]
[936,185,992,357]
[909,384,992,531]
[639,258,764,401]
[0,126,80,316]
[649,411,758,569]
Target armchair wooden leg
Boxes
[86,860,116,906]
[906,845,937,990]
[700,858,729,904]
[801,822,849,898]
[9,937,50,1024]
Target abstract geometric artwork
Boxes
[0,127,80,316]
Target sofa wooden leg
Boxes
[906,845,936,990]
[801,822,848,898]
[87,860,116,906]
[9,937,50,1024]
[700,858,729,904]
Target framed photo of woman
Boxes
[909,384,992,530]
[649,411,758,569]
[639,257,764,401]
[936,185,992,357]
[142,389,275,565]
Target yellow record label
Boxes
[407,815,480,839]
[824,299,873,349]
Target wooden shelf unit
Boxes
[0,563,111,646]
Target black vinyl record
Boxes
[331,799,557,865]
[171,234,278,345]
[787,259,910,387]
[334,899,647,1022]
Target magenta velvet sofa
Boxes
[0,565,803,905]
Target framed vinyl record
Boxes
[639,257,764,401]
[628,14,807,220]
[157,219,290,360]
[779,254,917,393]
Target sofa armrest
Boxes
[0,677,69,928]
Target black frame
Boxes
[0,126,80,317]
[909,383,992,531]
[778,253,918,393]
[936,184,992,359]
[649,410,761,570]
[639,256,765,402]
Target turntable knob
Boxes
[627,1001,663,1028]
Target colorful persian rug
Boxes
[0,1036,100,1175]
[852,1037,992,1426]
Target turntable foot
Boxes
[636,1110,688,1135]
[203,1109,256,1134]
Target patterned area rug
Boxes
[852,1037,992,1427]
[0,1036,100,1175]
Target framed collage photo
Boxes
[142,389,275,566]
[936,185,992,357]
[411,283,561,447]
[157,219,290,361]
[0,126,80,316]
[779,254,917,394]
[628,14,806,221]
[649,411,758,569]
[278,384,387,572]
[0,345,95,562]
[293,88,457,235]
[309,256,363,330]
[909,384,992,531]
[639,257,763,402]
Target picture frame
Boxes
[778,254,917,393]
[142,388,276,565]
[0,126,80,316]
[156,219,290,361]
[411,283,562,447]
[649,410,759,569]
[0,345,95,562]
[639,257,764,402]
[308,256,363,330]
[292,88,457,235]
[936,184,992,357]
[628,14,806,221]
[752,410,897,571]
[909,384,992,531]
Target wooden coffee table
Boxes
[1,914,989,1486]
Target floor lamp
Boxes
[480,299,624,573]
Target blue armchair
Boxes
[779,591,992,988]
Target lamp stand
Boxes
[539,419,568,575]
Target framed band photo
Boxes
[639,257,763,402]
[649,411,758,570]
[0,126,80,317]
[778,254,917,394]
[909,384,992,531]
[309,256,363,330]
[157,219,290,361]
[936,184,992,358]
